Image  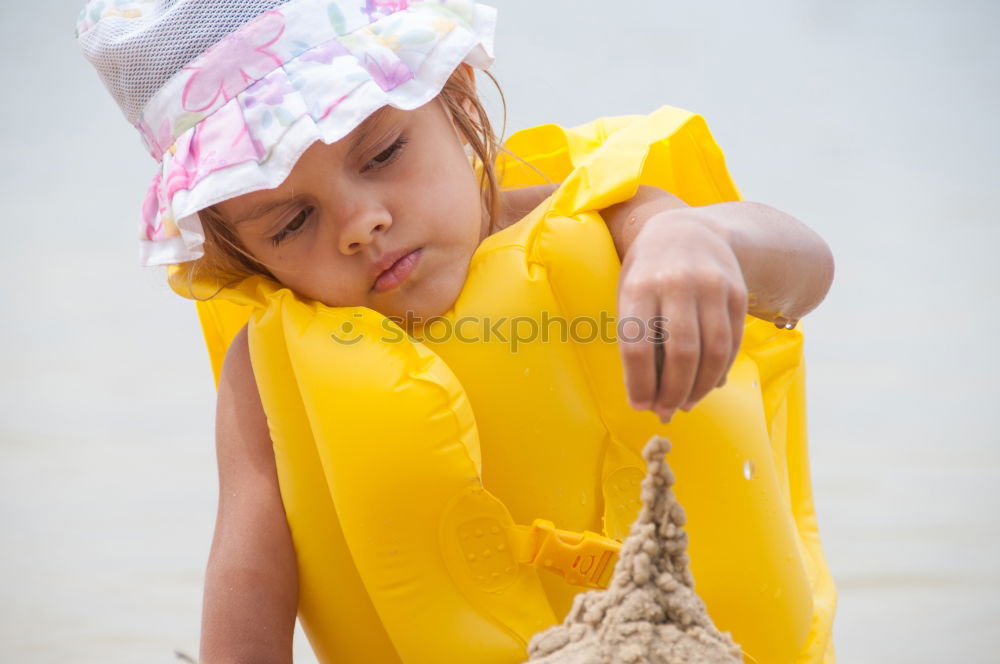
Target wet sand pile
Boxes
[524,437,743,664]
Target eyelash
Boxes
[362,136,408,172]
[268,137,408,247]
[270,207,313,247]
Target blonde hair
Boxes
[182,68,506,300]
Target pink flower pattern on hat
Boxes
[142,102,267,243]
[300,39,351,65]
[141,178,165,241]
[180,103,264,192]
[243,76,298,109]
[365,0,410,21]
[181,12,286,112]
[361,51,415,90]
[140,117,175,160]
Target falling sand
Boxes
[524,437,744,664]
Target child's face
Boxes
[214,100,486,322]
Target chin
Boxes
[400,296,458,324]
[396,284,464,325]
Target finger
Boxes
[618,294,661,411]
[653,294,699,421]
[682,297,731,409]
[718,286,748,388]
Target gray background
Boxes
[1,1,998,661]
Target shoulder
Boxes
[216,325,273,464]
[221,324,253,386]
[495,184,558,232]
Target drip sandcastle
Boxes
[524,437,744,664]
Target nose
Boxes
[337,198,392,255]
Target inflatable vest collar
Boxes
[172,106,836,664]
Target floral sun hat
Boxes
[77,0,497,266]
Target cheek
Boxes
[397,140,481,234]
[433,149,483,226]
[281,263,358,308]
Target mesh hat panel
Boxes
[78,0,291,125]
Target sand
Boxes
[524,437,744,664]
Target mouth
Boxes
[371,248,422,293]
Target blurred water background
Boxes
[1,0,998,661]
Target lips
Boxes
[371,248,421,293]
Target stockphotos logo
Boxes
[330,311,669,351]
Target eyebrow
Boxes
[349,105,393,152]
[229,107,395,226]
[230,199,294,226]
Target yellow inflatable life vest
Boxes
[171,106,836,664]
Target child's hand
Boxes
[601,189,833,422]
[616,210,747,422]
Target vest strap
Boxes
[510,519,621,589]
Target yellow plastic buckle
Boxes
[512,519,621,589]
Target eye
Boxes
[362,137,408,173]
[270,207,313,247]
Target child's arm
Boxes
[501,185,832,324]
[200,326,298,663]
[497,184,834,421]
[602,189,834,325]
[601,188,835,421]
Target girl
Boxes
[78,1,834,662]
